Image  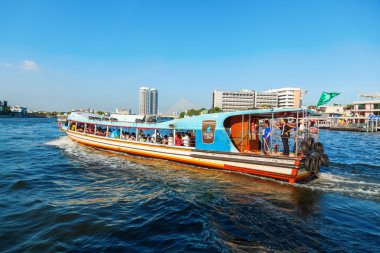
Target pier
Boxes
[317,116,379,132]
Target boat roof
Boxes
[68,108,318,130]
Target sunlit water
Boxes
[0,118,379,252]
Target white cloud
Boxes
[0,63,12,67]
[21,60,39,71]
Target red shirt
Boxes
[175,137,182,146]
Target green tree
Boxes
[179,112,186,118]
[97,111,105,115]
[208,107,222,113]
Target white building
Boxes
[213,90,255,112]
[261,88,303,108]
[139,87,150,115]
[212,87,303,111]
[10,106,27,116]
[116,108,132,115]
[352,100,380,117]
[255,91,278,108]
[317,105,346,117]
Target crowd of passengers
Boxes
[71,123,195,147]
[119,131,195,147]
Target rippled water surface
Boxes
[0,118,379,252]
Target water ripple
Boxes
[0,119,379,252]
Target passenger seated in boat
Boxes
[129,133,136,141]
[162,135,168,145]
[71,124,76,131]
[97,130,106,136]
[182,133,190,147]
[175,133,182,146]
[155,132,162,143]
[168,133,174,145]
[140,135,146,142]
[146,134,152,143]
[87,127,94,134]
[151,131,161,143]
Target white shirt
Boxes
[182,136,190,147]
[168,137,174,146]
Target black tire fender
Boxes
[304,156,311,171]
[321,154,330,167]
[314,142,324,154]
[301,141,309,154]
[307,137,314,150]
[309,156,316,172]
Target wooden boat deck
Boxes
[246,150,302,159]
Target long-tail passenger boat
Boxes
[61,108,329,184]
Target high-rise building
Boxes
[139,87,150,115]
[139,87,159,115]
[150,88,158,115]
[213,90,256,112]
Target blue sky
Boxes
[1,0,379,112]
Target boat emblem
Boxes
[202,120,216,144]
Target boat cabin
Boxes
[64,108,319,156]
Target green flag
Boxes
[316,92,340,107]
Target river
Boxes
[0,118,379,252]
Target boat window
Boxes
[85,124,95,134]
[95,125,107,136]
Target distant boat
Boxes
[61,108,329,184]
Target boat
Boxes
[61,108,329,184]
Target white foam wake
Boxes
[318,173,379,186]
[45,136,74,147]
[299,172,380,199]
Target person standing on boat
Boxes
[262,120,271,154]
[276,118,292,155]
[293,119,305,153]
[250,118,258,140]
